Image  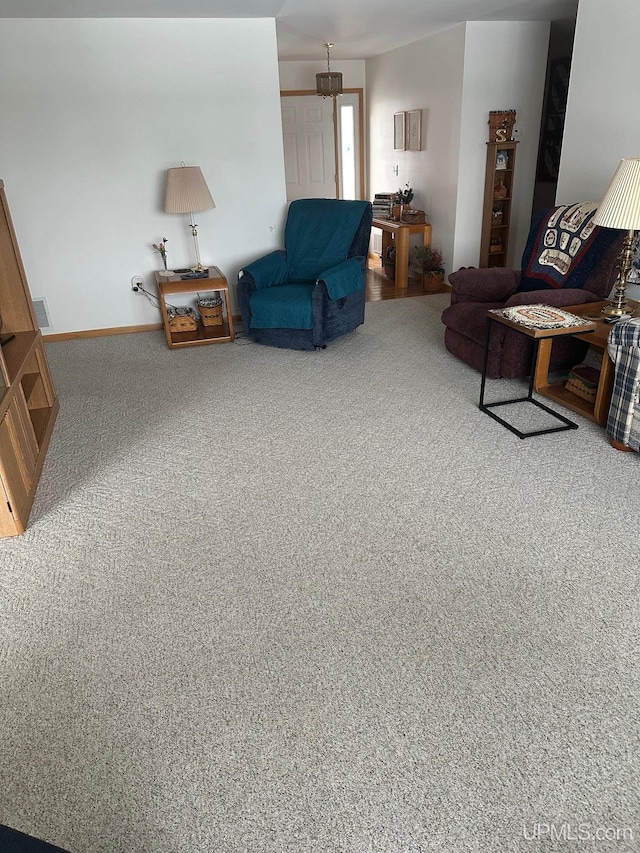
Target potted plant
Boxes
[393,182,414,219]
[413,244,445,292]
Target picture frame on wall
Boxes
[407,109,422,151]
[394,112,406,151]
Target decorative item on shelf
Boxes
[488,109,517,142]
[565,364,600,403]
[372,192,395,219]
[164,162,215,272]
[153,237,173,276]
[493,179,508,199]
[393,182,414,219]
[167,306,198,332]
[492,208,504,225]
[495,150,509,170]
[413,245,445,292]
[490,236,503,254]
[316,42,343,98]
[382,245,396,280]
[592,158,640,318]
[197,295,223,326]
[401,208,426,224]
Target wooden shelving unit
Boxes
[479,141,518,268]
[0,180,59,538]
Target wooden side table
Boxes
[479,308,596,438]
[372,217,432,290]
[155,266,235,349]
[534,299,640,426]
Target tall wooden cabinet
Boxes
[480,141,518,268]
[0,180,59,537]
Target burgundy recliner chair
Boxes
[441,203,622,379]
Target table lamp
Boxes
[164,163,215,271]
[592,158,640,318]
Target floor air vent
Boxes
[32,297,53,332]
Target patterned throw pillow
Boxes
[517,202,620,292]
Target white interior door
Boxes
[281,95,337,202]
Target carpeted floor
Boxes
[1,294,638,852]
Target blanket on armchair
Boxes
[518,202,620,292]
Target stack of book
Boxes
[372,193,395,219]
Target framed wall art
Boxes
[407,109,422,151]
[394,112,406,151]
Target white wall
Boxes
[455,21,550,269]
[556,0,640,299]
[365,21,549,277]
[278,60,366,92]
[366,26,466,272]
[0,19,287,334]
[556,0,640,203]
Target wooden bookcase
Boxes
[480,141,518,268]
[0,180,59,537]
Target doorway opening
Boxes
[280,89,364,203]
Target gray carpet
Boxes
[1,294,639,853]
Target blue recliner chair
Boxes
[238,198,373,350]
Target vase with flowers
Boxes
[153,238,172,276]
[393,182,414,220]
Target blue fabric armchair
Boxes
[238,198,373,350]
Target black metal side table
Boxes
[479,309,596,439]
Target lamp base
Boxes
[601,301,630,318]
[601,228,637,319]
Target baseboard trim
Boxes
[43,323,163,342]
[42,315,243,343]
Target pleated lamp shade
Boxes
[592,158,640,230]
[164,165,215,214]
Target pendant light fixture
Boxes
[316,42,343,99]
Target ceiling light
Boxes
[316,42,343,99]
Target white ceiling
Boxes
[0,0,578,59]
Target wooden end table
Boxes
[534,299,640,426]
[479,309,596,439]
[155,266,235,349]
[372,217,432,291]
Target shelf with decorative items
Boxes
[480,139,518,268]
[155,266,234,349]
